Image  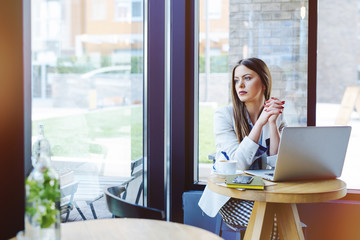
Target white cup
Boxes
[215,160,237,174]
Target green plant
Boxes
[25,168,60,228]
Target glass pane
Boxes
[197,0,309,183]
[317,0,359,189]
[31,0,144,220]
[132,2,142,18]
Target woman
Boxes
[199,58,285,237]
[214,57,285,169]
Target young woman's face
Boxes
[234,65,265,103]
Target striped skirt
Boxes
[219,198,279,239]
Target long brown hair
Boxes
[231,58,272,143]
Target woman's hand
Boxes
[249,97,284,145]
[257,97,285,126]
[265,97,285,124]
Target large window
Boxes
[31,0,145,217]
[317,0,360,189]
[196,0,309,183]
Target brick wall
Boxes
[229,0,309,125]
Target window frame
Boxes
[145,0,166,212]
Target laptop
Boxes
[245,126,351,182]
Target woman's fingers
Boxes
[262,98,285,124]
[265,98,285,106]
[264,102,284,111]
[264,107,283,114]
[264,98,285,113]
[264,102,284,115]
[265,105,284,110]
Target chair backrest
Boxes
[105,186,165,220]
[122,159,144,205]
[60,181,78,206]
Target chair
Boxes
[105,185,165,220]
[121,158,144,205]
[182,190,245,239]
[73,158,145,220]
[105,158,165,220]
[60,181,78,222]
[216,218,246,240]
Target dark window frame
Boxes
[146,0,165,211]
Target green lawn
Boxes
[199,106,216,163]
[32,106,143,160]
[33,105,216,163]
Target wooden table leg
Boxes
[244,201,275,240]
[260,203,276,239]
[243,201,259,239]
[244,202,304,240]
[275,203,305,240]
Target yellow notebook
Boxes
[225,175,265,190]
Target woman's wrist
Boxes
[253,119,266,129]
[249,121,264,143]
[268,120,278,128]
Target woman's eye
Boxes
[244,76,251,81]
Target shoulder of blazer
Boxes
[214,105,234,123]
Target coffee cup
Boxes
[215,160,237,174]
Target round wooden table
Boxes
[208,174,347,240]
[60,218,222,240]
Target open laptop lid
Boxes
[272,126,351,181]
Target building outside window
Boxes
[205,0,222,20]
[115,0,143,22]
[91,0,107,21]
[131,1,143,21]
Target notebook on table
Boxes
[225,175,265,190]
[245,126,351,182]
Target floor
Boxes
[61,196,112,222]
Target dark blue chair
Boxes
[182,191,246,240]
